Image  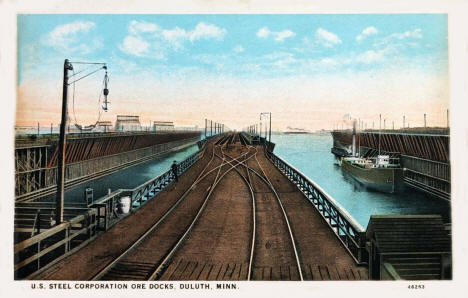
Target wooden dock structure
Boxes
[27,134,367,280]
[14,133,451,281]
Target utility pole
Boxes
[378,114,381,155]
[403,115,405,130]
[447,109,449,128]
[424,113,426,128]
[260,112,271,144]
[269,113,271,143]
[55,59,107,224]
[205,119,207,139]
[56,59,73,225]
[260,121,262,142]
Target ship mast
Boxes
[358,119,361,157]
[378,114,381,156]
[352,119,356,157]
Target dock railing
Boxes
[92,149,202,231]
[266,151,368,265]
[14,208,98,279]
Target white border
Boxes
[1,1,467,297]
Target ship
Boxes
[341,155,403,193]
[283,126,311,134]
[339,119,403,193]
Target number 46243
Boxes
[408,284,425,289]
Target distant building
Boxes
[153,121,174,131]
[115,115,141,131]
[96,121,113,133]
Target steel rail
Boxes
[91,137,226,280]
[148,142,254,280]
[94,136,250,280]
[253,150,304,281]
[222,142,304,281]
[219,141,256,280]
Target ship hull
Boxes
[341,159,403,193]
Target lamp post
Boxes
[260,112,272,144]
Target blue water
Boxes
[272,134,451,228]
[53,144,199,204]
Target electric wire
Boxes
[68,66,106,85]
[68,61,106,65]
[70,63,108,131]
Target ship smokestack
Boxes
[352,119,356,156]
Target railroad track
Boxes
[221,136,304,281]
[91,133,256,280]
[157,133,303,281]
[35,132,367,281]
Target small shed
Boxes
[366,215,451,280]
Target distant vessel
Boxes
[283,126,311,134]
[341,155,403,193]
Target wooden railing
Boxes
[382,262,402,280]
[14,208,98,279]
[266,151,368,264]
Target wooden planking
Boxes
[197,264,213,280]
[179,261,198,280]
[238,262,249,280]
[159,259,183,280]
[310,265,322,280]
[159,261,368,281]
[188,263,205,280]
[318,265,330,280]
[207,263,222,280]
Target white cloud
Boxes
[189,22,226,42]
[356,26,378,41]
[118,35,150,57]
[315,28,342,47]
[257,27,270,38]
[256,27,296,42]
[264,51,293,60]
[356,50,385,64]
[129,20,159,35]
[375,28,423,48]
[275,30,295,42]
[160,22,226,49]
[119,21,227,57]
[161,27,188,50]
[233,45,245,53]
[321,58,338,66]
[273,55,297,68]
[394,28,422,39]
[46,21,100,53]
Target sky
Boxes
[16,14,449,131]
